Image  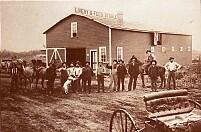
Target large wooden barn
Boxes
[43,8,192,70]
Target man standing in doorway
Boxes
[164,57,181,89]
[97,62,106,93]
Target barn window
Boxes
[151,47,155,52]
[117,47,123,61]
[71,22,77,38]
[171,46,175,52]
[99,47,106,62]
[188,46,191,51]
[162,47,166,52]
[180,47,183,51]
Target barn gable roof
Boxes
[43,13,191,36]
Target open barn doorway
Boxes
[66,48,86,67]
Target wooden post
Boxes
[198,55,201,74]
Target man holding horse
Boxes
[46,63,56,95]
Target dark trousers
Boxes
[11,75,18,93]
[47,79,55,95]
[117,76,125,91]
[60,78,67,87]
[167,71,176,89]
[97,74,104,92]
[128,75,138,91]
[83,78,91,93]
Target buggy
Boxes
[109,90,201,132]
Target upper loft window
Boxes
[153,32,162,46]
[71,22,77,38]
[117,47,123,61]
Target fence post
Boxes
[198,56,201,74]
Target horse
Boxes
[129,56,166,89]
[15,60,35,90]
[34,66,47,89]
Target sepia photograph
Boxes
[1,0,201,131]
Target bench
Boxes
[143,90,201,132]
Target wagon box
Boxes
[109,90,201,132]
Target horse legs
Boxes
[140,74,145,88]
[35,77,39,89]
[41,77,44,89]
[159,75,166,88]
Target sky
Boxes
[0,0,201,52]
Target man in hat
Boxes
[58,62,68,87]
[128,57,140,91]
[117,59,127,91]
[82,61,93,93]
[10,56,19,93]
[143,50,156,74]
[74,61,82,92]
[97,62,106,93]
[106,60,118,92]
[148,60,158,91]
[164,57,181,89]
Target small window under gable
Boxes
[71,22,77,38]
[180,47,183,51]
[162,47,166,53]
[99,47,106,62]
[171,46,175,52]
[117,47,123,61]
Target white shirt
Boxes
[67,67,76,76]
[74,67,82,77]
[164,61,181,71]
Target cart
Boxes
[109,89,201,132]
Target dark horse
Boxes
[129,56,166,88]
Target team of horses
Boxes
[0,56,167,93]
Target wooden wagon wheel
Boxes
[109,109,141,132]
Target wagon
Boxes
[109,89,201,132]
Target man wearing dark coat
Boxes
[82,61,93,93]
[148,60,158,91]
[46,63,56,95]
[117,60,127,91]
[128,57,140,91]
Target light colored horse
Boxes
[63,76,78,94]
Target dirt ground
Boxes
[1,73,201,132]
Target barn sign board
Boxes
[74,7,118,19]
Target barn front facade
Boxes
[43,9,192,70]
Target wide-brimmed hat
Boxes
[151,60,157,65]
[118,59,124,63]
[146,50,151,53]
[169,57,174,60]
